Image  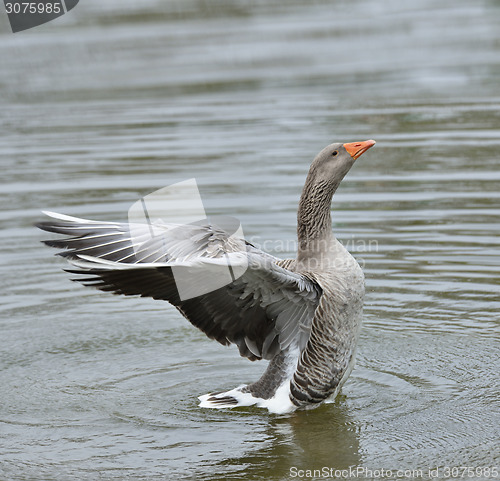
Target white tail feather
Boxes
[198,382,296,414]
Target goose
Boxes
[37,139,375,414]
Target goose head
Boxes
[307,140,376,189]
[297,139,376,255]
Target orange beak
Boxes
[343,139,376,159]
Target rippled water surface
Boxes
[1,1,499,480]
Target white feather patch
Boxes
[198,381,296,415]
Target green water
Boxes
[1,1,499,479]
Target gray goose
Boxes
[37,140,375,414]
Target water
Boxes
[1,0,499,479]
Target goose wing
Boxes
[37,212,322,360]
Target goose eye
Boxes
[331,151,338,157]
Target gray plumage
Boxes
[37,139,375,413]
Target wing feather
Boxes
[37,212,322,360]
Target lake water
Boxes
[1,0,499,480]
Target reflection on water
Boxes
[1,0,500,479]
[214,402,361,480]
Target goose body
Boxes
[37,140,375,414]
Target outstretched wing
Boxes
[37,212,322,361]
